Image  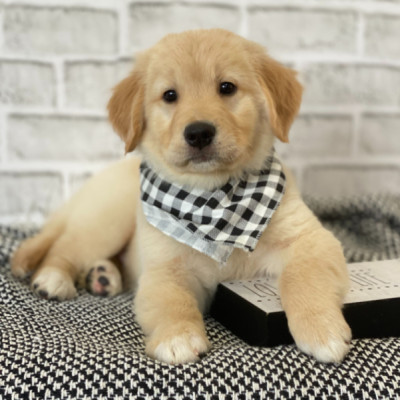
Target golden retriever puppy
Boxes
[12,29,351,364]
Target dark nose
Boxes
[184,122,216,150]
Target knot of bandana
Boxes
[140,150,286,264]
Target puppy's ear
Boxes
[108,62,146,153]
[255,54,303,143]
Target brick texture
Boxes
[277,115,353,158]
[65,60,133,110]
[129,3,240,48]
[248,8,357,56]
[302,64,400,106]
[360,114,400,155]
[4,6,118,55]
[0,114,4,163]
[303,165,400,197]
[0,6,3,49]
[0,61,54,106]
[0,0,399,221]
[365,14,400,60]
[7,115,124,161]
[0,172,62,215]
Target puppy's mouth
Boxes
[186,147,219,165]
[169,144,241,176]
[177,121,221,169]
[165,121,241,174]
[173,148,220,172]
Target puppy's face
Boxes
[108,30,302,188]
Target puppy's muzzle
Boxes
[184,122,216,150]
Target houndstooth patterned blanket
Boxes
[1,195,400,400]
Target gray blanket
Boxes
[1,195,399,399]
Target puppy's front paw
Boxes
[146,322,211,364]
[85,260,122,297]
[31,268,77,301]
[289,309,351,363]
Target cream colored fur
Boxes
[12,29,351,364]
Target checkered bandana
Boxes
[140,150,286,264]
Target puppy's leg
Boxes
[84,259,123,297]
[29,233,132,301]
[134,260,210,364]
[11,212,65,279]
[11,210,79,300]
[30,233,79,300]
[13,159,139,300]
[279,228,351,363]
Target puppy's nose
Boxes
[184,122,216,150]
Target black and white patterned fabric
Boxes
[1,195,400,400]
[306,194,400,263]
[140,150,285,264]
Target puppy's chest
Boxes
[138,207,288,283]
[220,237,289,281]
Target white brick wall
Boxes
[1,0,400,224]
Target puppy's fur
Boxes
[12,30,351,364]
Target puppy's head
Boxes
[108,29,302,189]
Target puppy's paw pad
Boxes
[86,260,122,297]
[149,328,210,364]
[31,269,77,301]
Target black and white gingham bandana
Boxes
[140,150,286,264]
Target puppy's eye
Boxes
[219,82,237,96]
[163,89,178,103]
